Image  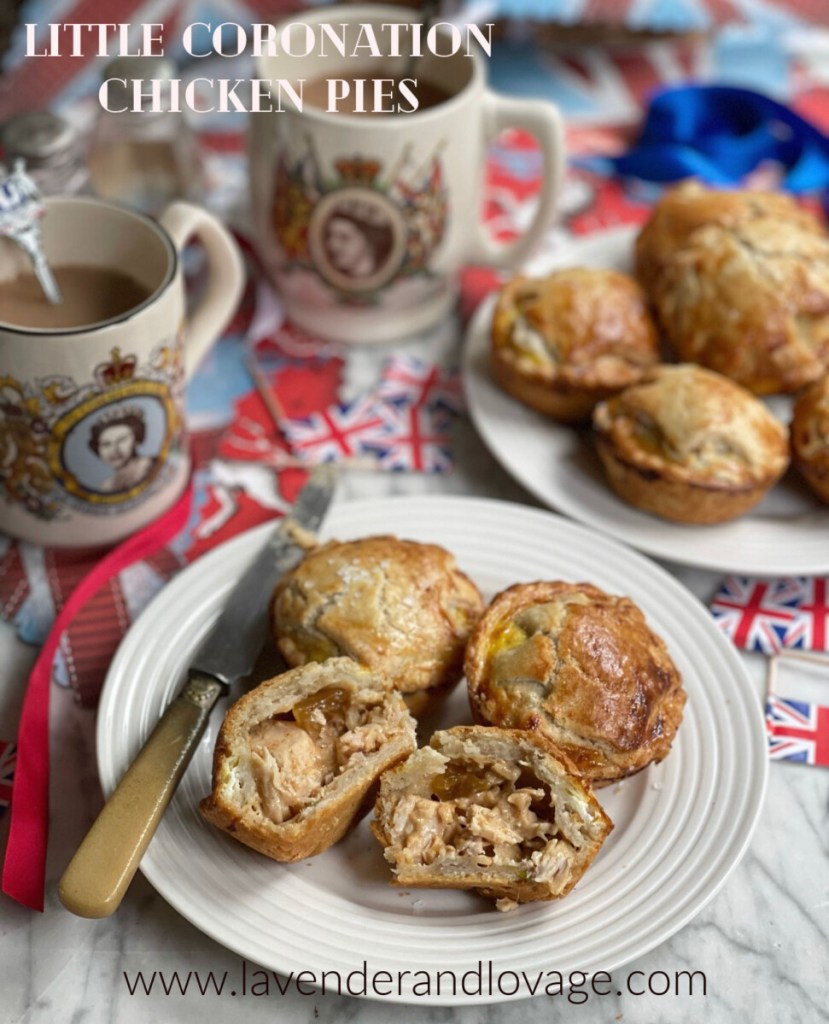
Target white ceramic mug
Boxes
[0,196,244,548]
[250,4,564,344]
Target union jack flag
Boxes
[377,356,465,415]
[281,396,389,464]
[364,404,455,474]
[766,696,829,766]
[711,576,829,654]
[710,577,808,654]
[0,740,16,818]
[780,578,829,652]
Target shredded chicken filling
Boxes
[248,686,400,824]
[390,758,578,880]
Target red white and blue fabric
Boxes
[0,740,15,817]
[766,695,829,767]
[709,576,829,654]
[489,0,824,31]
[280,396,389,464]
[377,355,465,415]
[365,403,456,474]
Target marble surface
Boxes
[2,414,828,1024]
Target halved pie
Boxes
[371,725,612,908]
[200,657,416,861]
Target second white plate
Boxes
[97,496,767,1005]
[462,226,829,575]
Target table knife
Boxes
[58,466,336,918]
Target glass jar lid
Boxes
[101,55,177,113]
[1,111,79,167]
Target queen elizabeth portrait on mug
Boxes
[48,383,177,508]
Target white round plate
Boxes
[98,496,766,1006]
[463,225,829,574]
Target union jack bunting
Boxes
[280,396,389,464]
[377,355,465,415]
[766,696,829,767]
[364,403,455,474]
[709,576,825,654]
[0,740,16,818]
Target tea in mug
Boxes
[0,265,151,329]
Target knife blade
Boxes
[58,466,336,918]
[191,464,335,685]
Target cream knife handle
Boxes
[59,672,225,918]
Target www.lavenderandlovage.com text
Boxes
[122,959,708,1004]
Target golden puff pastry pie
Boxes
[592,364,790,523]
[635,181,829,394]
[791,375,829,502]
[490,267,661,423]
[200,657,416,862]
[465,582,685,787]
[371,725,612,909]
[272,535,484,712]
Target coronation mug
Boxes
[250,4,564,344]
[0,196,244,548]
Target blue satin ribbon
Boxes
[612,85,829,192]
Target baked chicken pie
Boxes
[791,374,829,502]
[592,364,790,523]
[490,267,661,422]
[272,535,484,714]
[200,658,416,861]
[465,582,685,787]
[635,181,829,394]
[371,725,612,908]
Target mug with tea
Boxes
[250,4,565,344]
[0,196,244,548]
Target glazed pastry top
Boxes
[593,364,790,486]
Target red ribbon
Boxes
[1,483,193,911]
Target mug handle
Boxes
[468,92,565,268]
[158,202,245,381]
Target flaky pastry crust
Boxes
[592,364,790,523]
[272,535,484,696]
[636,181,829,394]
[791,374,829,502]
[200,658,416,861]
[371,725,612,907]
[490,267,660,422]
[464,582,685,786]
